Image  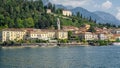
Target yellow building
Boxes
[62,10,72,16]
[56,30,68,39]
[106,34,115,41]
[85,24,90,30]
[0,28,68,42]
[47,31,56,39]
[0,29,26,42]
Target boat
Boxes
[112,42,120,46]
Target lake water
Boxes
[0,46,120,68]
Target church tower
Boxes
[57,18,61,30]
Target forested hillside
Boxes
[0,0,117,29]
[0,0,56,29]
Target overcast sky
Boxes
[49,0,120,20]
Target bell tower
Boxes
[57,18,61,30]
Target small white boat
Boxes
[112,42,120,46]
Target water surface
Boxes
[0,46,120,68]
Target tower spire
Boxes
[57,18,61,30]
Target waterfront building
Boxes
[0,29,26,42]
[79,32,94,41]
[62,10,72,16]
[113,34,120,40]
[92,33,98,40]
[47,30,56,39]
[98,33,107,40]
[27,29,56,40]
[27,29,68,40]
[111,29,120,34]
[0,28,68,42]
[56,30,68,39]
[106,33,115,41]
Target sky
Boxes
[49,0,120,20]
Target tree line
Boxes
[0,0,57,29]
[0,0,117,29]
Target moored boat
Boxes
[112,42,120,46]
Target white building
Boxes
[79,32,99,41]
[62,10,72,16]
[27,30,56,40]
[27,29,68,40]
[111,29,120,34]
[98,34,107,40]
[46,9,51,14]
[56,30,68,39]
[93,33,98,40]
[79,32,94,41]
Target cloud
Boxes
[94,4,100,8]
[49,0,92,7]
[102,1,112,9]
[116,7,120,20]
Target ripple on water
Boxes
[0,46,120,68]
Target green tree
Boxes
[23,18,34,28]
[16,18,24,28]
[0,14,5,26]
[76,12,80,17]
[68,31,72,40]
[88,26,96,32]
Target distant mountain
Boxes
[42,1,67,10]
[55,4,67,9]
[43,0,120,25]
[42,0,49,6]
[71,7,105,23]
[93,11,120,25]
[65,6,73,10]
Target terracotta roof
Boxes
[63,26,79,31]
[2,28,26,32]
[113,34,120,37]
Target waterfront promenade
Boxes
[0,43,89,48]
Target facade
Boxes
[56,30,68,39]
[84,24,90,30]
[111,29,120,34]
[98,33,107,40]
[106,34,115,41]
[113,34,120,40]
[0,29,26,42]
[92,33,98,40]
[27,29,56,40]
[79,32,99,41]
[46,9,51,14]
[62,10,72,16]
[79,32,94,41]
[27,29,68,40]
